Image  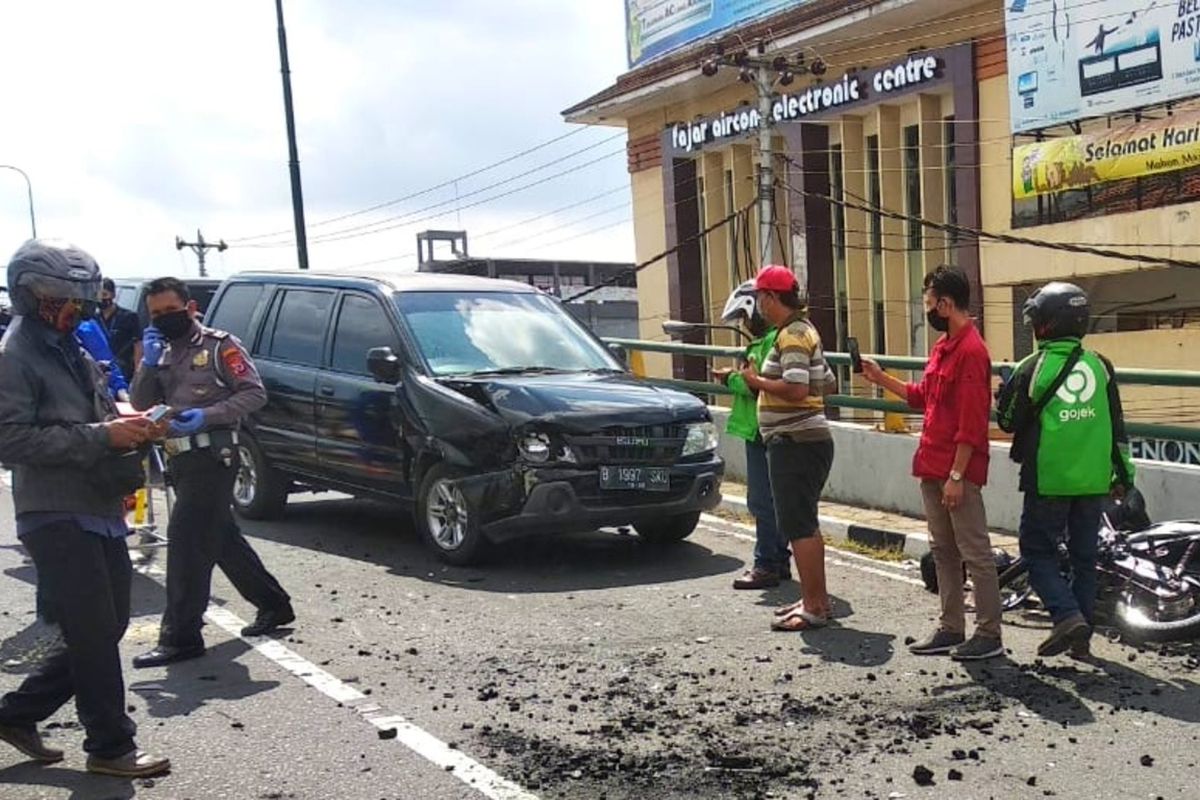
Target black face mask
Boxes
[926,307,950,333]
[155,309,193,340]
[99,298,113,309]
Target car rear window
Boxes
[207,284,263,344]
[265,289,333,366]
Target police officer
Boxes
[997,282,1135,659]
[130,277,294,668]
[0,240,169,777]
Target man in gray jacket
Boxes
[0,240,169,777]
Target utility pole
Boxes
[175,229,227,278]
[275,0,310,270]
[700,44,825,270]
[756,63,775,267]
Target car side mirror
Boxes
[367,346,402,384]
[606,342,628,367]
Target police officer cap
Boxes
[6,239,102,316]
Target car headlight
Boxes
[682,421,719,456]
[519,433,551,463]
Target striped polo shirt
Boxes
[757,312,833,442]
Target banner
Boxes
[1012,108,1200,199]
[625,0,811,68]
[1006,0,1200,133]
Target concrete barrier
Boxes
[710,406,1200,531]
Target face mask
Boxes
[155,309,193,340]
[99,298,113,310]
[926,306,950,333]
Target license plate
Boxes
[599,466,671,492]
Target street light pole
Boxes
[274,0,310,270]
[0,165,37,239]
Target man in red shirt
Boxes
[862,265,1002,661]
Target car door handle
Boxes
[319,384,335,397]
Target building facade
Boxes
[566,0,1200,438]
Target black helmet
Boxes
[1022,281,1089,339]
[6,239,102,317]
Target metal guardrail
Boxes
[603,337,1200,445]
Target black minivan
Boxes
[205,271,724,564]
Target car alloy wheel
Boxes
[426,478,469,551]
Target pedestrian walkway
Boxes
[716,479,1020,559]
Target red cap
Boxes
[753,265,798,293]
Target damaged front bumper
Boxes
[449,456,724,543]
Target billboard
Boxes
[1006,0,1200,133]
[625,0,810,69]
[1012,107,1200,198]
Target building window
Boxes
[904,124,926,356]
[944,116,958,260]
[867,135,885,354]
[830,145,846,261]
[867,135,882,256]
[904,125,922,251]
[830,144,849,381]
[724,168,738,284]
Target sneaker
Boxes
[950,635,1004,661]
[1038,613,1091,657]
[908,630,965,655]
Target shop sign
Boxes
[1012,107,1200,199]
[1006,0,1200,133]
[1130,437,1200,467]
[669,54,942,154]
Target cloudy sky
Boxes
[0,2,632,281]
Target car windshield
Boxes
[394,290,619,377]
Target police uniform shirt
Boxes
[130,322,267,429]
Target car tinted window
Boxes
[207,284,263,344]
[331,294,395,374]
[267,289,333,366]
[192,284,220,318]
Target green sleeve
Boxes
[726,371,751,398]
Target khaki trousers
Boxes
[919,479,1002,640]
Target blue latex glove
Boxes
[142,326,166,366]
[167,408,205,437]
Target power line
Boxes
[228,126,600,243]
[238,133,626,248]
[563,203,756,304]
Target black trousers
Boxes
[0,522,137,758]
[158,448,290,648]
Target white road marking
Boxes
[131,563,538,800]
[699,513,926,587]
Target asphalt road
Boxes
[0,487,1198,800]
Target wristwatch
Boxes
[949,470,964,483]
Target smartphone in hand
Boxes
[147,404,173,424]
[847,337,863,374]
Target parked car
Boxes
[112,277,223,327]
[204,271,724,565]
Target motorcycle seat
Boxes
[1125,520,1200,545]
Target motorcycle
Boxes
[921,491,1200,642]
